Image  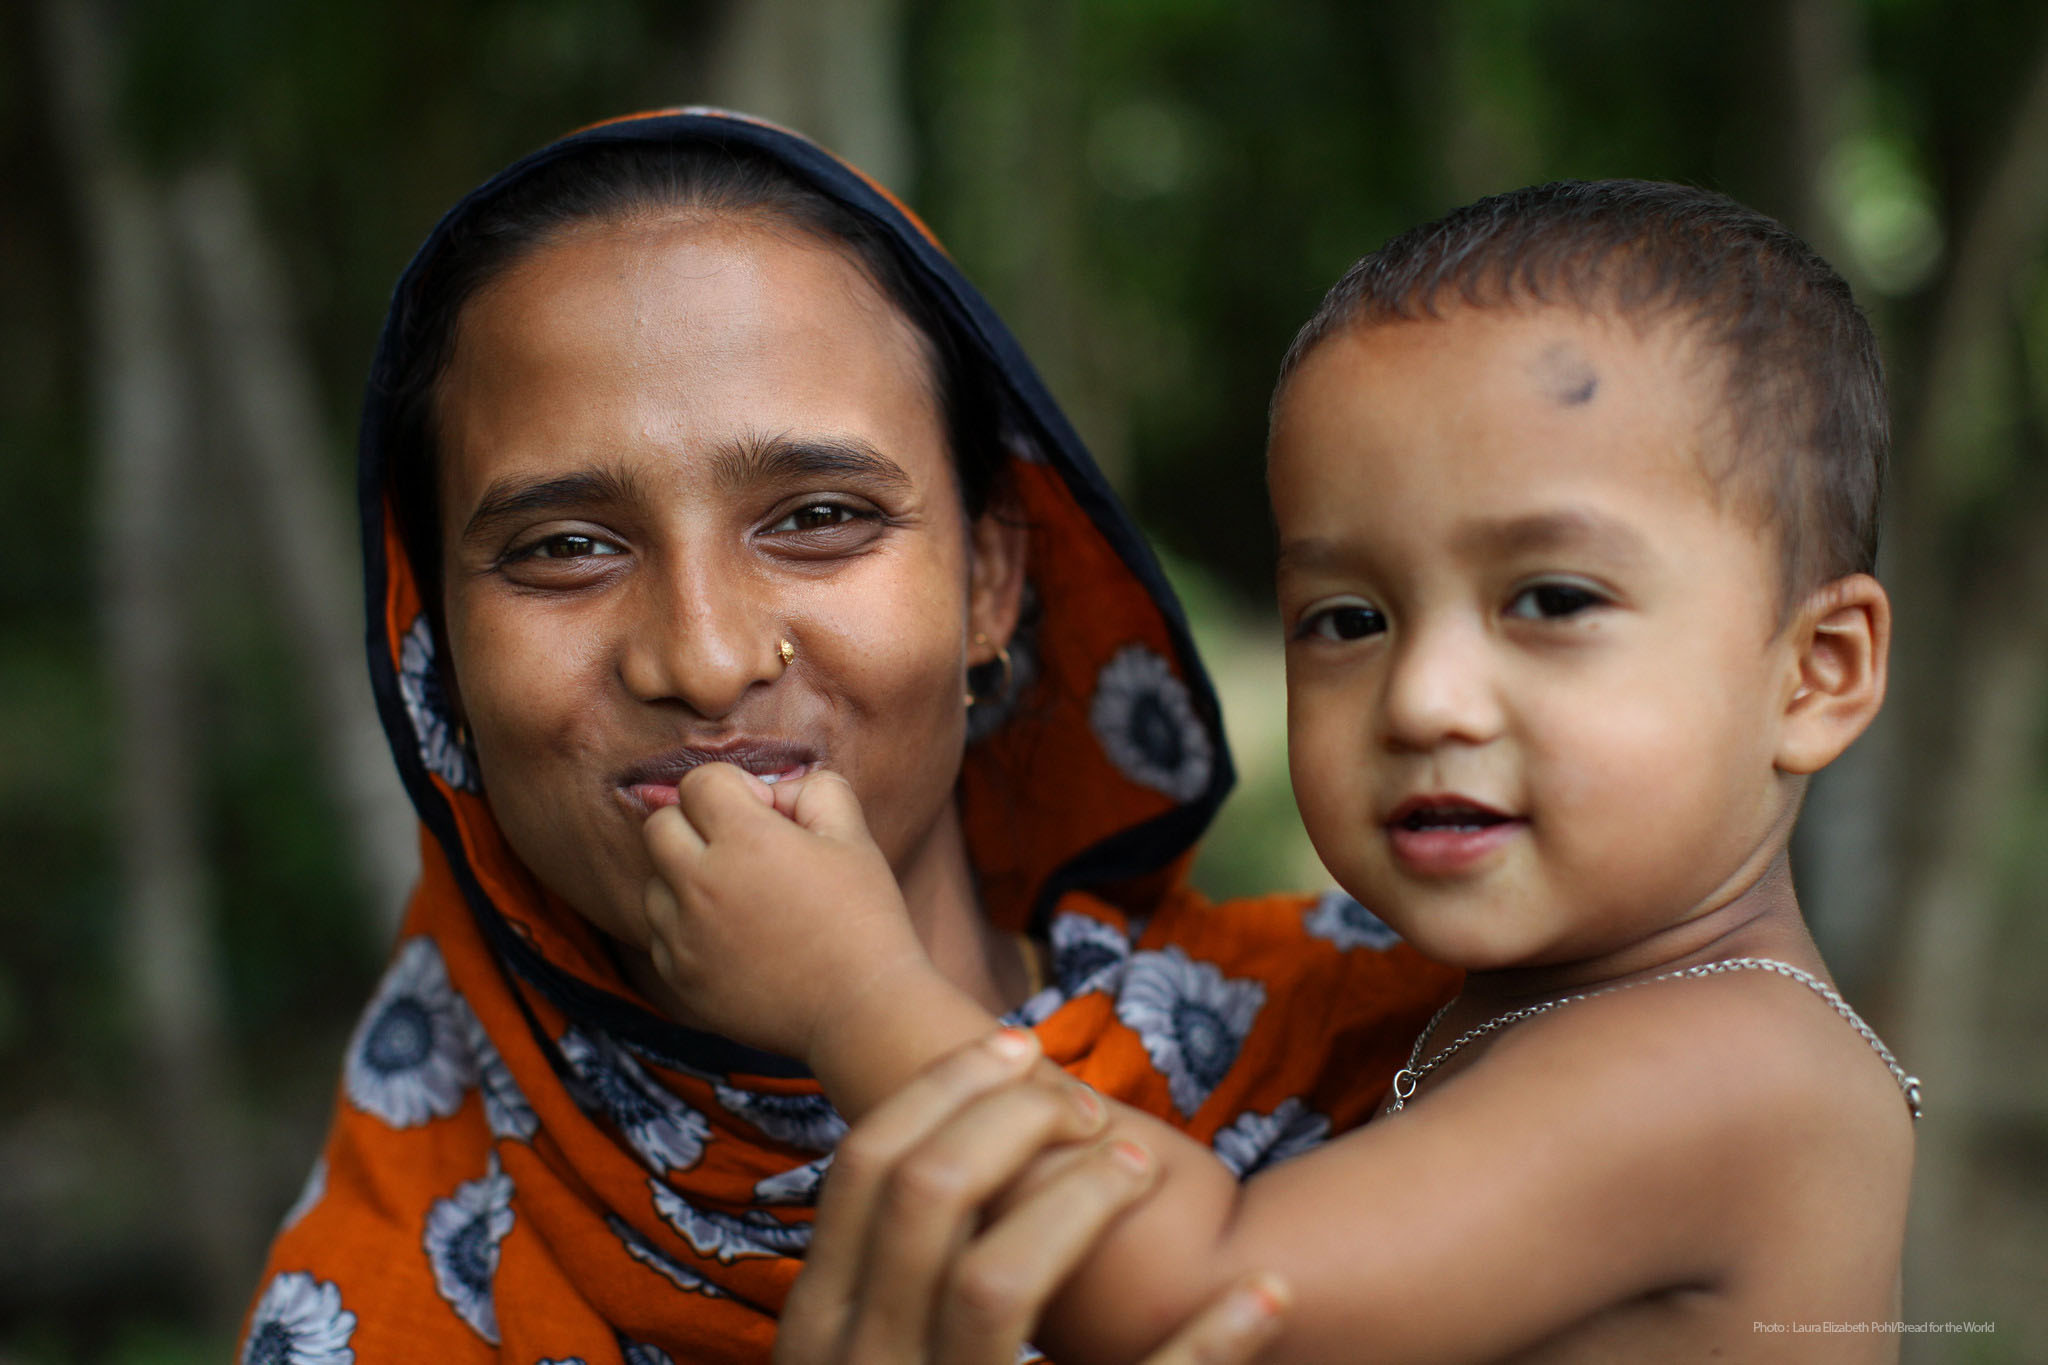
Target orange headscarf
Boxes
[241,109,1456,1365]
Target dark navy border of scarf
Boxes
[357,108,1236,1081]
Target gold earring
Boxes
[966,633,1014,706]
[777,638,795,667]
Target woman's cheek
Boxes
[816,587,972,867]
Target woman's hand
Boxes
[778,1030,1290,1365]
[640,763,938,1061]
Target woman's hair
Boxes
[380,139,1008,610]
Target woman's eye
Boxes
[768,503,866,534]
[1507,581,1606,620]
[526,533,622,559]
[1298,601,1386,642]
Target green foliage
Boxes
[6,0,2048,1355]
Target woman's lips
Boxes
[1384,796,1525,877]
[625,762,817,813]
[615,745,820,816]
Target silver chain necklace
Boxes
[1387,956,1922,1120]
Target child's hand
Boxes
[639,764,934,1063]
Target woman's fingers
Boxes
[920,1137,1158,1364]
[780,1030,1286,1365]
[837,1068,1109,1359]
[1134,1274,1291,1365]
[790,1031,1048,1347]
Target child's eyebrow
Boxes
[1456,509,1651,565]
[1274,536,1351,577]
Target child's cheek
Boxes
[1288,708,1372,874]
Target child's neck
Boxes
[1456,847,1824,1021]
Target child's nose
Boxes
[1379,621,1504,751]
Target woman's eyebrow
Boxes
[461,466,642,545]
[712,433,917,495]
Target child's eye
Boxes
[1506,581,1607,620]
[524,532,624,560]
[1296,598,1386,642]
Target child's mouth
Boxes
[1385,797,1523,874]
[1394,803,1510,832]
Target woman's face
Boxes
[433,214,1021,950]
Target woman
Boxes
[241,108,1454,1365]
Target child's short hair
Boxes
[1278,180,1887,606]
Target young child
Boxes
[638,180,1919,1362]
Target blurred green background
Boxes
[4,1,2045,1360]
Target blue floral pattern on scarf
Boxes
[1212,1097,1331,1178]
[712,1083,846,1154]
[398,614,479,792]
[346,937,474,1129]
[1116,947,1266,1117]
[242,1271,357,1365]
[651,1182,811,1262]
[560,1028,711,1174]
[1089,645,1214,801]
[608,1214,729,1298]
[423,1154,515,1343]
[753,1155,831,1207]
[1304,888,1401,952]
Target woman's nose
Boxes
[1379,620,1503,752]
[617,554,783,720]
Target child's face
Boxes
[1269,305,1801,972]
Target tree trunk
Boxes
[1877,26,2048,1355]
[1768,0,1899,994]
[170,163,418,935]
[703,0,916,194]
[37,0,262,1332]
[1891,527,2048,1352]
[920,0,1127,484]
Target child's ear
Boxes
[1775,572,1889,774]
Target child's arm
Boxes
[640,765,1845,1364]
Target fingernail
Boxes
[1109,1139,1151,1174]
[1225,1274,1290,1332]
[1067,1083,1103,1125]
[988,1028,1038,1062]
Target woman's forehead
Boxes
[453,215,924,387]
[433,217,948,512]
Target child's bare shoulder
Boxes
[1486,967,1914,1245]
[1499,968,1912,1144]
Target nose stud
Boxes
[777,638,795,667]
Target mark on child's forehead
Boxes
[1530,340,1599,407]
